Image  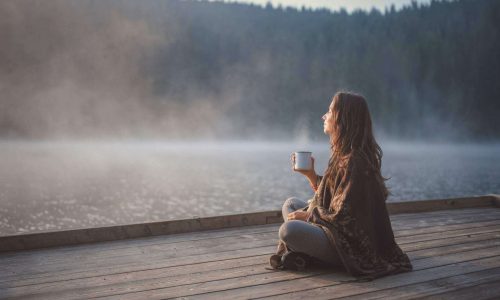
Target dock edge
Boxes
[1,194,498,252]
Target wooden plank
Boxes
[62,246,500,300]
[408,236,500,260]
[3,207,494,261]
[391,210,500,230]
[418,279,500,300]
[0,251,278,283]
[4,207,491,268]
[1,195,496,252]
[335,267,500,299]
[0,265,328,300]
[0,224,279,265]
[390,213,500,231]
[0,213,500,265]
[5,227,500,291]
[1,223,279,255]
[189,247,500,300]
[396,224,500,245]
[0,209,496,284]
[2,208,497,268]
[4,230,500,299]
[5,206,491,264]
[391,213,500,230]
[386,195,496,214]
[389,207,500,221]
[390,206,500,220]
[0,202,497,300]
[4,234,500,299]
[403,231,500,253]
[0,254,270,290]
[3,220,499,278]
[1,212,499,283]
[0,212,468,265]
[0,213,496,286]
[0,231,278,267]
[391,209,500,224]
[395,219,500,237]
[0,211,283,253]
[0,262,278,299]
[0,236,278,278]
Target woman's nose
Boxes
[322,114,326,120]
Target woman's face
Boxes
[322,102,335,135]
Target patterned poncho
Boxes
[278,154,413,280]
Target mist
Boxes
[1,0,500,235]
[0,0,280,141]
[1,0,499,142]
[0,0,246,140]
[0,1,157,138]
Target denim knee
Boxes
[283,197,301,209]
[279,220,304,244]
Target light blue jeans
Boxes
[279,197,343,266]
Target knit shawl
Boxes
[277,155,413,280]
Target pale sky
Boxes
[213,0,433,12]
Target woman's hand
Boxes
[288,210,310,221]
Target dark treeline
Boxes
[137,0,500,139]
[2,0,499,141]
[129,0,500,141]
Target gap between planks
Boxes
[3,219,500,277]
[60,245,500,300]
[2,226,500,298]
[0,213,500,284]
[1,207,498,266]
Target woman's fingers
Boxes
[288,211,307,221]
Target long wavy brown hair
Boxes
[324,92,389,199]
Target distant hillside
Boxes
[1,0,499,141]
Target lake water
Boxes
[0,140,499,236]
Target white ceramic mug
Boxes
[294,151,312,171]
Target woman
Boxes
[270,92,413,280]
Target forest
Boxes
[1,0,499,141]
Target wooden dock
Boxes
[1,195,500,299]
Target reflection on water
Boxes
[0,140,499,235]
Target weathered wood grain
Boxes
[197,248,500,300]
[0,209,498,283]
[4,235,500,300]
[79,246,500,300]
[327,267,500,300]
[4,228,500,293]
[4,229,500,299]
[2,207,497,269]
[1,202,500,300]
[1,195,497,252]
[417,279,500,300]
[2,215,499,279]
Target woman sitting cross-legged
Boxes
[270,92,413,281]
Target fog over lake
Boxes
[0,140,498,236]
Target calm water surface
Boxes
[0,140,499,235]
